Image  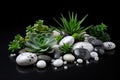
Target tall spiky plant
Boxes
[54,12,91,35]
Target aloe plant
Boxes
[25,33,57,53]
[54,12,91,35]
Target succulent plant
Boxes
[25,33,57,53]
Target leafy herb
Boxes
[8,34,25,53]
[89,23,110,41]
[72,33,84,41]
[54,12,91,35]
[59,43,72,54]
[55,35,63,43]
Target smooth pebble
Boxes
[36,60,46,68]
[52,59,63,67]
[73,42,94,52]
[59,36,74,46]
[90,52,98,58]
[77,59,83,63]
[16,52,37,66]
[63,54,75,62]
[103,42,116,50]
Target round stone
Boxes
[64,66,68,69]
[77,59,83,63]
[52,59,63,67]
[94,57,99,61]
[73,42,94,52]
[16,52,37,66]
[90,52,98,58]
[63,54,75,62]
[59,36,75,46]
[36,60,46,68]
[37,55,52,62]
[103,42,116,50]
[73,48,91,60]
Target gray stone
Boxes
[73,48,91,60]
[37,55,52,62]
[89,39,103,47]
[94,47,105,55]
[54,50,61,59]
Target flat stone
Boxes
[37,55,52,62]
[89,39,103,47]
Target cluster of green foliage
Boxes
[54,12,91,35]
[8,34,25,52]
[8,20,56,54]
[88,23,110,42]
[59,44,72,54]
[8,12,111,54]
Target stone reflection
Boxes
[16,65,36,74]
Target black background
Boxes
[0,0,120,80]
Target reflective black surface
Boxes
[1,1,119,80]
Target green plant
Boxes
[59,43,72,54]
[54,12,91,35]
[89,23,110,41]
[55,35,63,43]
[25,33,57,53]
[72,33,84,41]
[8,34,25,53]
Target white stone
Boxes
[16,52,37,66]
[63,54,75,62]
[90,52,98,58]
[94,57,99,61]
[36,60,46,68]
[52,59,63,67]
[64,66,68,69]
[59,36,74,46]
[52,30,60,36]
[103,42,116,50]
[77,59,83,63]
[63,61,67,64]
[73,42,94,52]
